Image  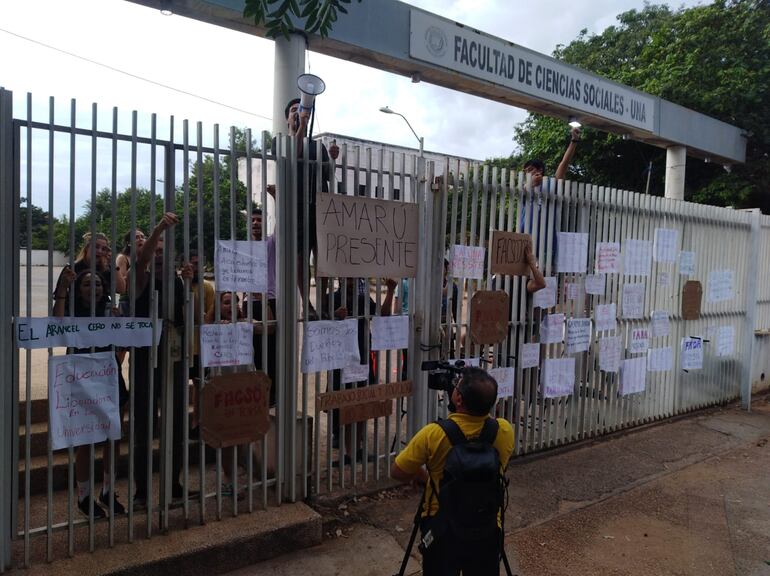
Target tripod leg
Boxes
[501,547,516,576]
[395,520,419,576]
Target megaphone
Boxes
[297,73,326,115]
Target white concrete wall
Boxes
[19,250,66,266]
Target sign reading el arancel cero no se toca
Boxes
[409,10,655,132]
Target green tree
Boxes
[508,0,770,211]
[244,0,362,39]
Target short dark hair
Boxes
[457,367,498,416]
[251,206,263,216]
[523,159,545,174]
[284,98,301,120]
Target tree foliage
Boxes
[243,0,362,39]
[508,0,770,211]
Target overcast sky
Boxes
[1,0,708,215]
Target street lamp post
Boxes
[379,106,423,157]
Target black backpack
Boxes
[426,417,507,543]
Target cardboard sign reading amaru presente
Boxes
[316,380,412,412]
[470,290,509,345]
[490,232,532,276]
[315,193,419,278]
[200,371,271,449]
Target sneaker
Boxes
[99,490,126,515]
[78,497,106,519]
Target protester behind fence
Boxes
[187,249,215,437]
[52,267,128,518]
[131,212,194,508]
[56,232,126,303]
[116,229,146,296]
[330,277,396,462]
[391,367,514,576]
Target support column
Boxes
[664,145,686,200]
[272,34,306,136]
[742,209,761,410]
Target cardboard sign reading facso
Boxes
[409,10,655,132]
[316,193,419,278]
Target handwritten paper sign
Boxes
[657,272,670,287]
[556,232,589,273]
[566,282,580,301]
[215,240,267,293]
[566,318,592,354]
[620,357,647,395]
[542,358,575,398]
[301,319,359,373]
[48,352,121,450]
[449,245,486,279]
[599,337,621,372]
[533,277,557,309]
[679,251,696,276]
[681,337,704,370]
[585,274,605,296]
[200,322,254,368]
[708,269,735,303]
[540,313,565,344]
[520,343,540,369]
[16,317,160,349]
[490,232,532,276]
[342,362,370,384]
[654,228,679,263]
[647,346,673,372]
[371,315,409,351]
[316,193,419,278]
[622,283,645,319]
[623,239,652,276]
[489,367,515,399]
[682,281,703,320]
[470,290,509,344]
[651,311,669,338]
[629,327,650,354]
[717,325,735,357]
[595,242,621,274]
[595,303,617,332]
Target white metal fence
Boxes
[0,88,766,569]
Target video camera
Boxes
[421,359,467,396]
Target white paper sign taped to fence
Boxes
[623,239,652,276]
[48,352,121,451]
[200,322,254,368]
[622,283,645,319]
[651,310,669,337]
[708,269,735,302]
[629,327,650,354]
[371,315,409,351]
[595,303,617,333]
[316,193,419,278]
[301,319,360,373]
[342,362,370,384]
[657,272,670,287]
[521,343,540,369]
[533,277,557,309]
[540,313,565,344]
[654,228,679,263]
[565,282,580,301]
[556,232,589,273]
[566,319,592,354]
[647,346,673,372]
[215,240,267,293]
[717,325,735,357]
[585,274,605,296]
[489,367,515,399]
[449,245,485,279]
[679,251,696,276]
[599,337,622,372]
[620,357,647,396]
[542,358,575,398]
[595,242,621,274]
[16,316,160,349]
[681,337,704,370]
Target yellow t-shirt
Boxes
[191,280,215,356]
[395,412,514,518]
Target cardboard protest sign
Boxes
[682,281,703,320]
[316,380,413,411]
[340,400,392,425]
[301,319,360,373]
[200,322,254,368]
[470,290,509,345]
[17,317,159,349]
[200,371,271,448]
[215,240,267,293]
[490,232,532,276]
[316,193,419,278]
[48,352,121,450]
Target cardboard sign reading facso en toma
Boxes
[200,371,271,449]
[315,193,419,278]
[490,232,532,276]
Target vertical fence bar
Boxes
[742,209,761,409]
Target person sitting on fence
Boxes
[52,266,128,518]
[523,127,581,190]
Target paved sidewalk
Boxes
[226,395,770,576]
